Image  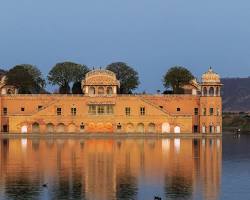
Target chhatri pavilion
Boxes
[0,68,222,134]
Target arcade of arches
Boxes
[19,122,188,134]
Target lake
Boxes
[0,135,249,200]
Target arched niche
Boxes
[137,123,144,133]
[57,123,65,133]
[126,123,134,133]
[32,122,40,133]
[46,123,54,133]
[148,123,156,133]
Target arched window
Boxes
[107,87,113,95]
[216,87,219,96]
[7,89,13,94]
[98,87,104,95]
[203,87,207,96]
[89,87,95,95]
[209,87,214,96]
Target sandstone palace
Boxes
[0,68,222,134]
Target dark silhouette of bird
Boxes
[42,183,48,188]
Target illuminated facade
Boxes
[0,68,222,134]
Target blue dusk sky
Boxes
[0,0,250,92]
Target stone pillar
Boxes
[113,86,117,94]
[85,86,89,94]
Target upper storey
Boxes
[82,69,120,96]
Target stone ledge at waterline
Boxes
[0,132,222,139]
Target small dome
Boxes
[82,69,120,87]
[202,67,220,83]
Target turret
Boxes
[200,67,223,134]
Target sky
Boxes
[0,0,250,93]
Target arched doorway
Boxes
[148,123,156,133]
[174,126,181,134]
[21,125,28,133]
[57,123,65,133]
[209,125,215,133]
[202,125,206,133]
[32,122,40,133]
[137,123,144,133]
[46,123,54,133]
[162,123,170,133]
[126,123,134,133]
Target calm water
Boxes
[0,135,249,200]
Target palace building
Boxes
[0,68,222,134]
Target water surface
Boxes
[0,135,247,200]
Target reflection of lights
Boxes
[209,139,214,146]
[174,139,180,153]
[162,139,170,153]
[21,139,27,149]
[217,139,220,148]
[202,139,205,147]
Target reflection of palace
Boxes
[0,138,221,200]
[0,68,222,134]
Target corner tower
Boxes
[200,67,223,134]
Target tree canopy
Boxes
[6,65,45,94]
[163,66,194,94]
[106,62,140,94]
[47,61,89,94]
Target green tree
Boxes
[72,81,83,94]
[106,62,140,94]
[6,65,45,94]
[163,66,194,94]
[47,61,89,94]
